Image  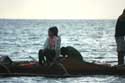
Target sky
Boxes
[0,0,125,19]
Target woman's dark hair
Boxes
[123,8,125,15]
[48,26,58,36]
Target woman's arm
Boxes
[44,38,49,49]
[55,36,61,57]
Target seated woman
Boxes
[38,26,61,65]
[38,26,69,74]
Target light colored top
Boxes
[44,36,61,57]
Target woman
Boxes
[39,26,61,64]
[38,26,69,74]
[115,9,125,65]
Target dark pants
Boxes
[38,49,56,64]
[118,52,125,65]
[115,37,125,65]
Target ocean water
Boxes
[0,19,124,83]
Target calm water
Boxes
[0,19,124,83]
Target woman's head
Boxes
[48,26,58,37]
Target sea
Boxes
[0,19,124,83]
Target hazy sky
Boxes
[0,0,125,19]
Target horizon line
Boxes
[0,18,116,20]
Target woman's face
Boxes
[48,31,54,37]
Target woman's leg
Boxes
[44,49,56,64]
[118,51,124,65]
[116,37,125,65]
[38,49,45,64]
